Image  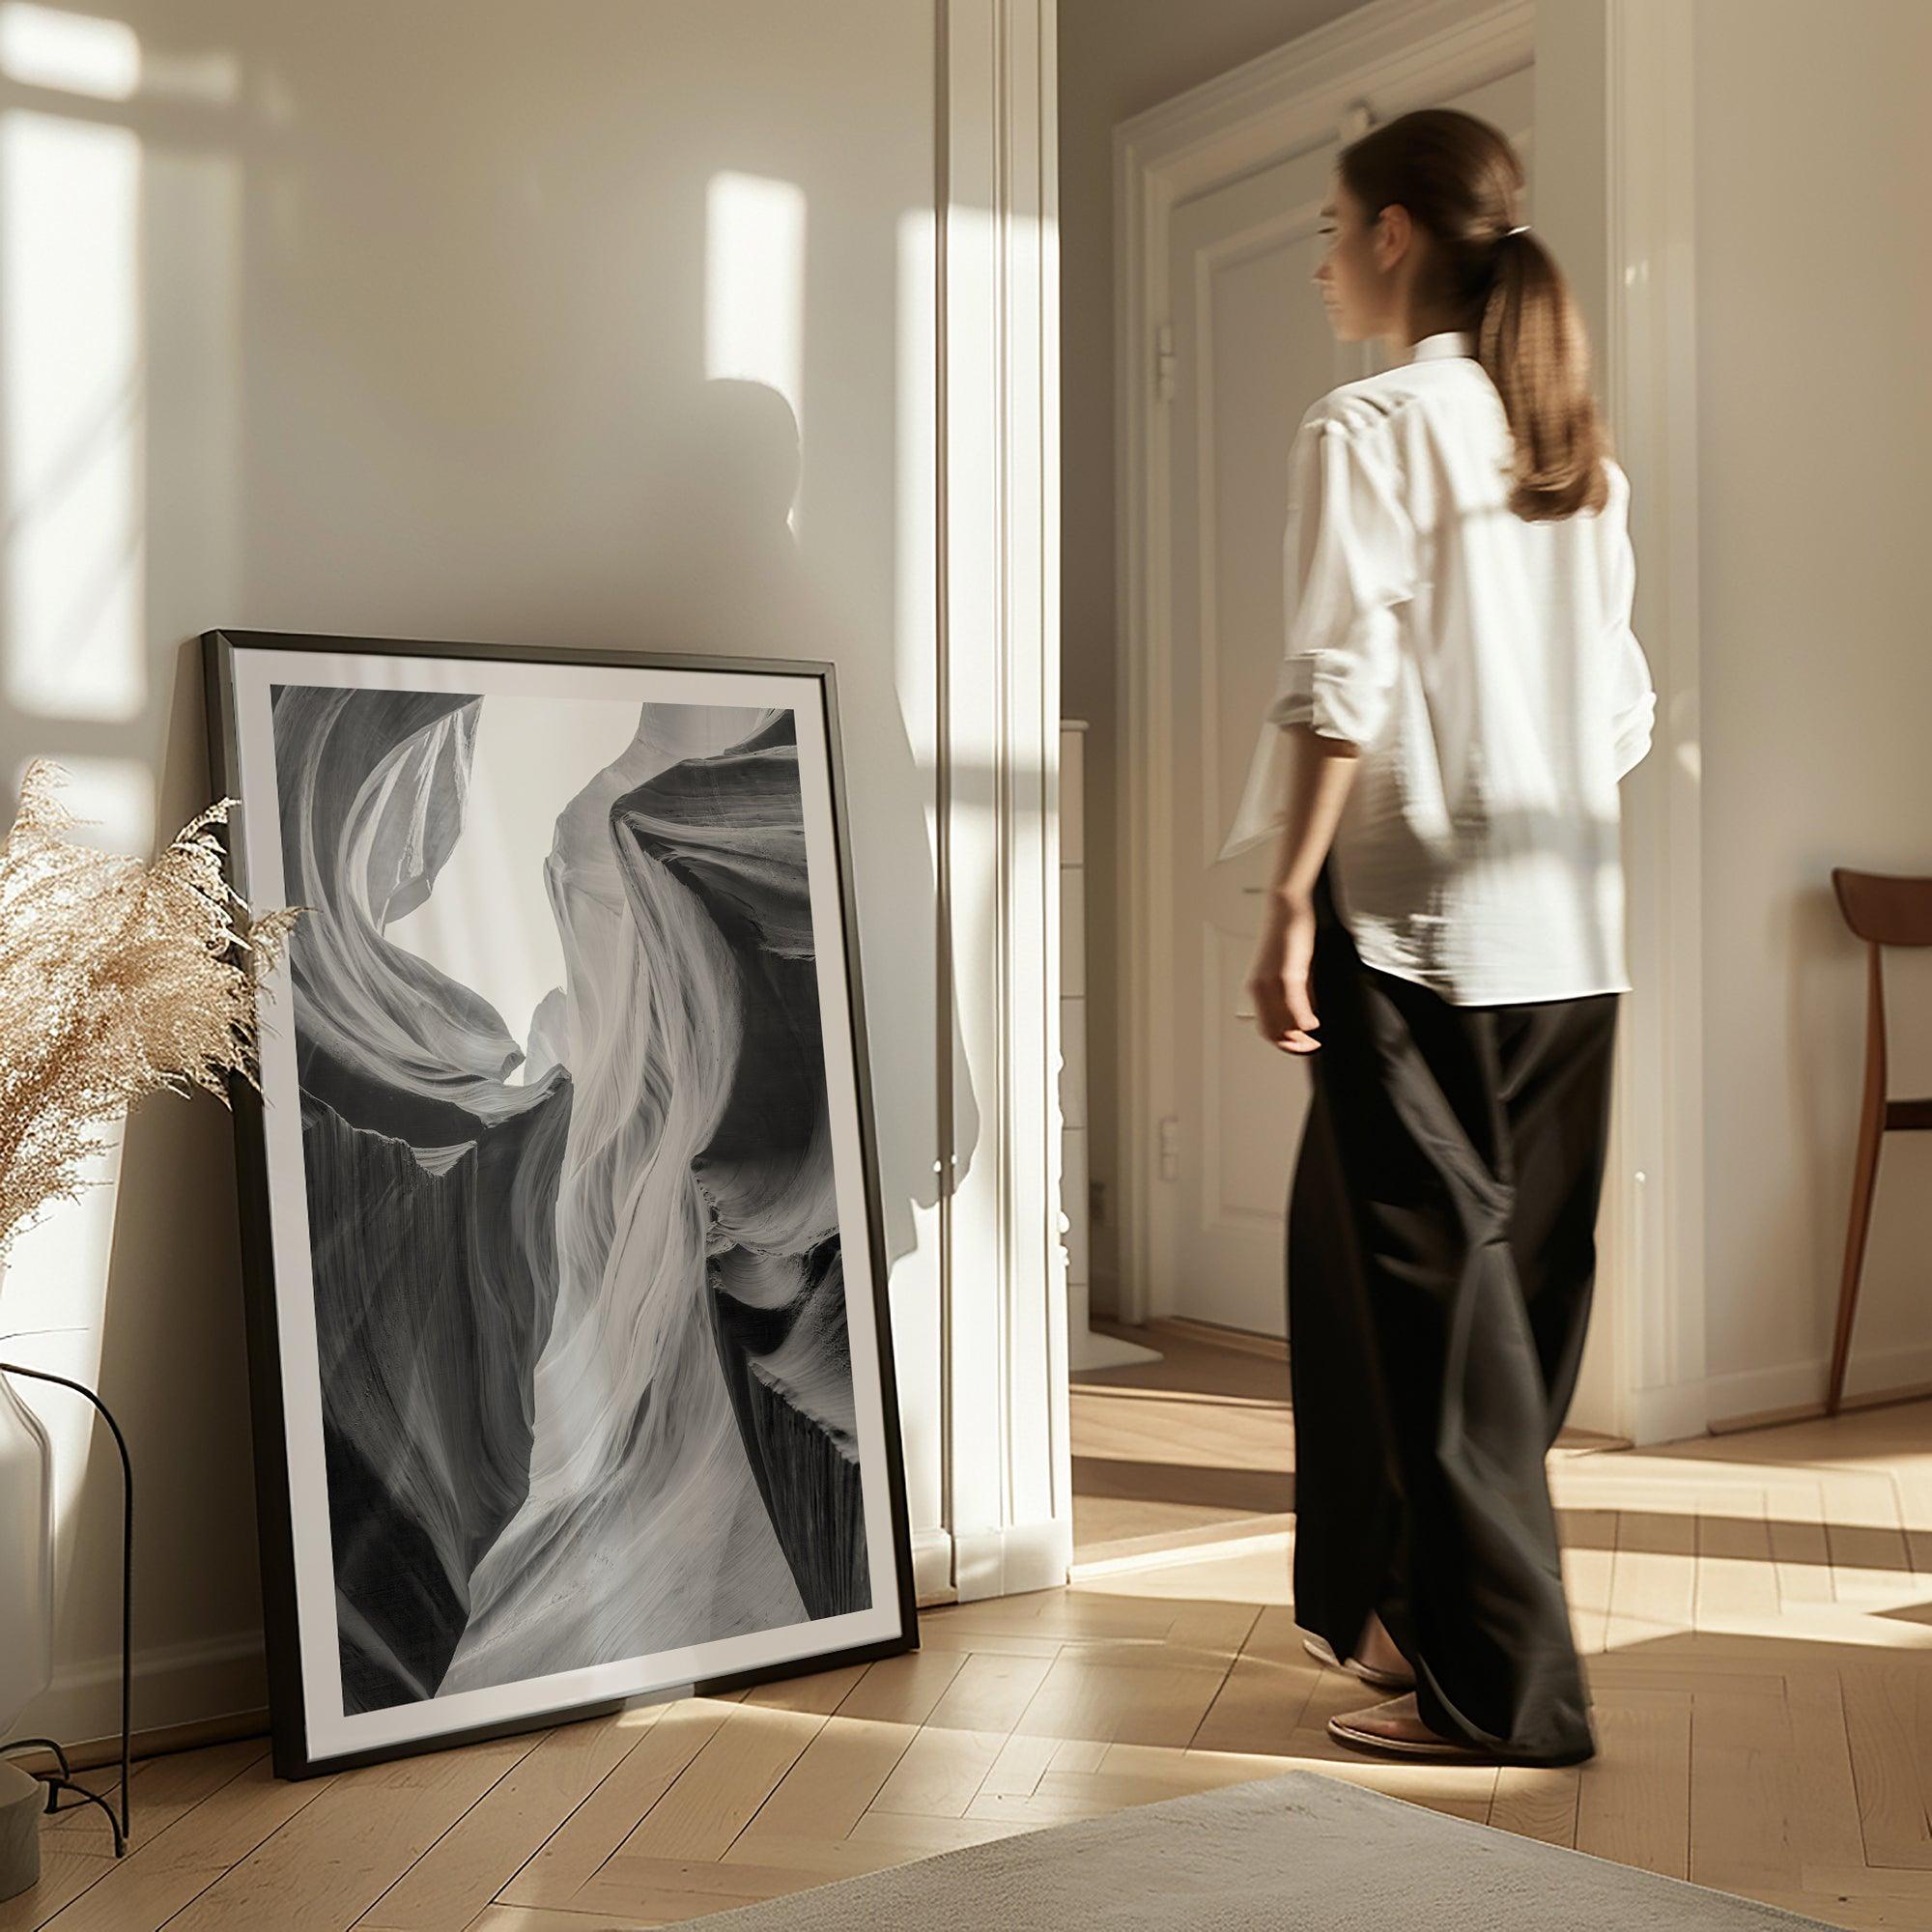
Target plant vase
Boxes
[0,1277,56,1901]
[0,1369,54,1737]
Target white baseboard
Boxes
[912,1524,955,1605]
[14,1631,267,1753]
[1630,1338,1932,1445]
[9,1525,1028,1748]
[951,1517,1074,1602]
[1628,1379,1714,1447]
[1702,1338,1932,1432]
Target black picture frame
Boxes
[202,628,919,1778]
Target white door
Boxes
[1156,67,1534,1340]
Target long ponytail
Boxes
[1338,108,1609,521]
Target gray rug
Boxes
[696,1769,1834,1929]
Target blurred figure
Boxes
[1218,107,1655,1767]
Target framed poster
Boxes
[203,630,918,1778]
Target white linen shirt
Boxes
[1218,329,1657,1006]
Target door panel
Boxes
[1157,67,1534,1338]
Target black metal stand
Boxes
[0,1364,131,1857]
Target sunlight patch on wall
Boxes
[704,170,807,530]
[1,106,145,723]
[0,3,138,100]
[4,752,154,856]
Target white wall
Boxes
[1690,0,1932,1420]
[0,0,944,1745]
[1057,0,1362,1312]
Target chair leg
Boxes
[1827,1104,1886,1416]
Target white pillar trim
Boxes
[936,0,1071,1599]
[1603,0,1708,1443]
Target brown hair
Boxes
[1337,107,1608,521]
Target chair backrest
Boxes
[1833,868,1932,948]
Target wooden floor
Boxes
[1069,1318,1294,1561]
[10,1343,1932,1930]
[1065,1316,1613,1564]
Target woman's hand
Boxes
[1246,889,1321,1053]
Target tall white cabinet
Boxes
[1061,721,1159,1373]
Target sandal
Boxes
[1326,1692,1598,1768]
[1300,1632,1415,1691]
[1326,1692,1492,1762]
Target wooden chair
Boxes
[1828,868,1932,1414]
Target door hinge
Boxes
[1153,321,1176,404]
[1157,1116,1180,1182]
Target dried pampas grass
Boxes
[0,757,300,1259]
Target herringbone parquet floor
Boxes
[9,1324,1931,1930]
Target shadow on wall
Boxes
[0,0,967,1740]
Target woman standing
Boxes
[1218,108,1656,1768]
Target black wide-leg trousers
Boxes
[1288,865,1617,1767]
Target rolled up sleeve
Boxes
[1277,412,1414,743]
[1216,408,1414,862]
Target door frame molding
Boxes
[934,0,1073,1599]
[1596,0,1707,1443]
[1114,0,1536,1328]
